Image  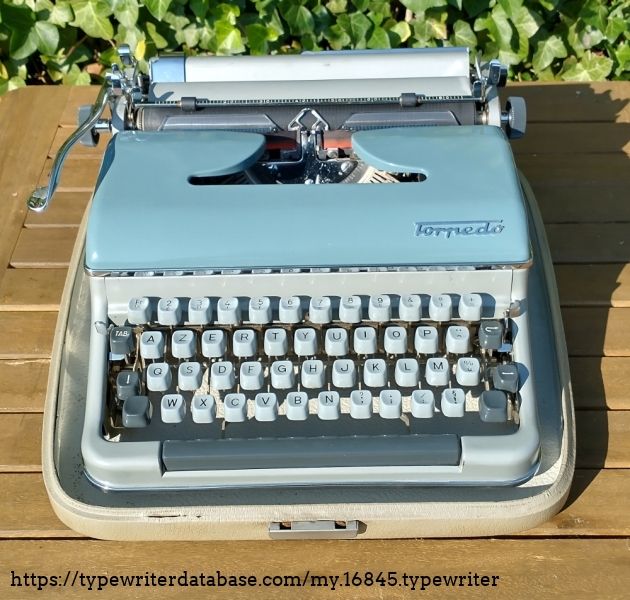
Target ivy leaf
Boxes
[532,34,566,72]
[351,0,369,10]
[326,0,347,15]
[387,20,411,45]
[215,20,245,54]
[49,2,74,26]
[447,0,463,10]
[190,0,209,19]
[605,17,627,44]
[614,42,630,75]
[450,19,477,49]
[497,0,522,20]
[71,1,114,39]
[337,11,371,47]
[143,0,172,21]
[579,0,609,34]
[463,0,490,19]
[367,25,389,48]
[145,21,168,49]
[401,0,446,14]
[560,50,613,81]
[9,28,38,60]
[537,0,560,11]
[512,6,543,40]
[0,76,27,96]
[323,23,351,49]
[112,0,139,29]
[246,22,270,54]
[279,1,314,36]
[33,20,59,54]
[369,2,392,18]
[62,62,90,85]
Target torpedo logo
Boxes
[414,220,505,239]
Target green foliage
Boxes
[1,0,629,96]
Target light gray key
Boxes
[379,390,402,419]
[210,361,235,390]
[171,330,196,359]
[217,297,241,324]
[271,360,295,389]
[350,390,372,419]
[233,329,257,357]
[456,357,481,386]
[286,391,309,420]
[128,297,151,325]
[479,321,503,350]
[354,326,377,354]
[223,393,247,422]
[459,293,482,321]
[411,390,435,418]
[429,294,452,322]
[395,358,420,387]
[414,326,438,354]
[140,331,164,359]
[318,391,340,420]
[339,296,362,323]
[178,362,202,390]
[264,328,288,356]
[441,388,465,417]
[279,296,302,323]
[147,363,171,391]
[191,394,215,423]
[368,295,391,322]
[239,362,264,390]
[157,298,182,325]
[480,390,508,422]
[301,359,325,388]
[201,330,226,358]
[445,326,470,354]
[332,359,356,387]
[399,294,421,322]
[492,364,519,393]
[363,358,387,387]
[188,297,212,325]
[249,297,272,324]
[309,296,332,324]
[255,392,278,421]
[161,394,186,423]
[122,396,150,428]
[425,358,450,386]
[325,328,349,356]
[384,326,407,354]
[294,328,318,356]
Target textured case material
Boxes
[86,127,530,272]
[41,175,575,540]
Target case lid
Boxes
[86,127,530,272]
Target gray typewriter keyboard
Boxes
[106,294,520,471]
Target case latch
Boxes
[268,520,359,540]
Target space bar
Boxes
[162,434,460,471]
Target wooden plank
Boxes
[0,313,56,359]
[576,411,630,469]
[571,358,630,410]
[37,157,100,192]
[0,412,626,472]
[24,192,90,228]
[516,153,630,184]
[10,229,77,269]
[59,86,103,127]
[536,183,630,223]
[563,307,630,357]
[0,87,71,291]
[503,81,630,123]
[0,361,49,413]
[0,414,42,472]
[49,126,110,159]
[1,539,629,597]
[0,270,66,311]
[556,264,630,308]
[546,224,630,264]
[0,474,80,538]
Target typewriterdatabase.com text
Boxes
[10,570,501,592]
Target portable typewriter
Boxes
[34,46,575,537]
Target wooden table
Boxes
[0,84,629,598]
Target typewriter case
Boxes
[38,49,574,539]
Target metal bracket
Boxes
[269,520,359,540]
[288,108,330,132]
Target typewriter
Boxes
[31,46,562,500]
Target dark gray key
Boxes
[122,395,150,428]
[109,326,135,355]
[492,364,519,393]
[479,390,508,422]
[116,371,140,401]
[162,434,460,471]
[478,321,503,350]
